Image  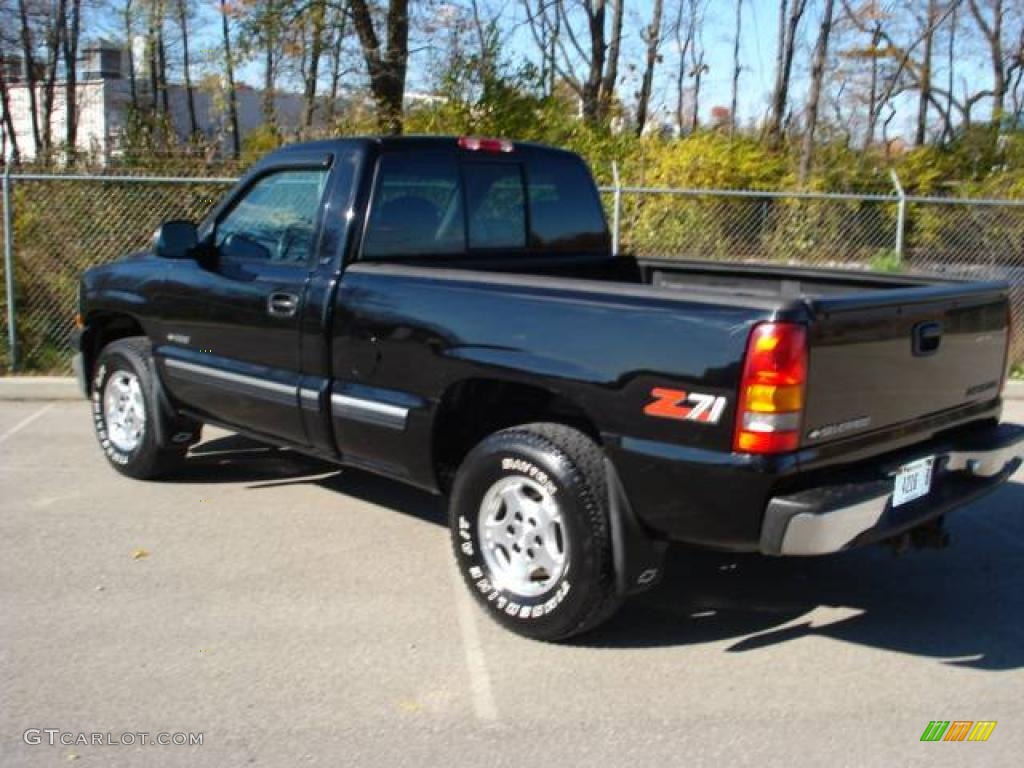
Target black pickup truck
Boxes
[74,136,1023,640]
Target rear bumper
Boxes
[760,422,1024,555]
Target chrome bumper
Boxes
[761,422,1024,556]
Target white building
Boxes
[1,40,309,164]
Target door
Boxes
[156,164,332,445]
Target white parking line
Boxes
[0,404,55,445]
[449,559,498,723]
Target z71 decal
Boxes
[644,387,728,424]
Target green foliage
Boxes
[1011,363,1024,380]
[7,53,1024,372]
[632,132,789,189]
[241,123,285,164]
[870,249,903,273]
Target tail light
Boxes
[458,136,514,153]
[734,322,808,454]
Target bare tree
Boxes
[672,0,698,131]
[326,0,351,124]
[943,0,958,141]
[0,50,21,163]
[688,0,707,132]
[799,0,835,182]
[124,0,137,109]
[61,0,81,156]
[843,0,962,143]
[156,0,170,115]
[145,2,159,113]
[219,0,240,158]
[601,0,624,120]
[968,0,1008,124]
[915,0,939,145]
[348,0,409,134]
[1010,24,1024,125]
[246,0,283,134]
[531,0,561,97]
[729,0,743,136]
[864,9,883,147]
[523,0,627,123]
[16,0,42,155]
[40,0,67,158]
[636,0,664,135]
[176,0,199,140]
[766,0,808,146]
[579,1,607,121]
[300,0,327,131]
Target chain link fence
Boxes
[1,171,1023,374]
[602,186,1024,367]
[1,173,235,373]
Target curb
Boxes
[1,375,1023,402]
[0,376,81,400]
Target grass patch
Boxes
[869,249,903,273]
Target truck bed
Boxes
[365,254,1011,458]
[470,252,981,300]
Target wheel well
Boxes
[81,313,146,393]
[432,378,600,492]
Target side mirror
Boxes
[153,220,198,260]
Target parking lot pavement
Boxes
[2,401,1023,767]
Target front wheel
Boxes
[91,337,195,479]
[449,423,621,641]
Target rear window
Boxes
[465,163,526,250]
[362,154,465,259]
[361,150,607,259]
[527,156,608,252]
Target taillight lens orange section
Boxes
[744,383,804,412]
[734,322,808,454]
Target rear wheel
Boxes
[91,337,198,479]
[449,423,621,641]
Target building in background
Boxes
[1,40,308,164]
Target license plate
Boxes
[893,457,934,508]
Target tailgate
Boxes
[802,282,1010,446]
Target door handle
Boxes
[267,292,299,318]
[913,321,943,356]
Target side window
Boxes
[215,169,329,267]
[527,156,609,253]
[465,163,526,250]
[362,154,465,259]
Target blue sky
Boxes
[94,0,1000,138]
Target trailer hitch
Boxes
[886,516,950,555]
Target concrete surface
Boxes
[1,400,1023,767]
[0,377,80,400]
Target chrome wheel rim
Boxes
[478,475,567,598]
[103,370,146,453]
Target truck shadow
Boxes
[177,433,446,526]
[584,481,1024,667]
[182,434,1024,668]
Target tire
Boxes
[449,423,622,641]
[91,337,197,479]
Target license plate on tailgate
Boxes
[893,457,934,508]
